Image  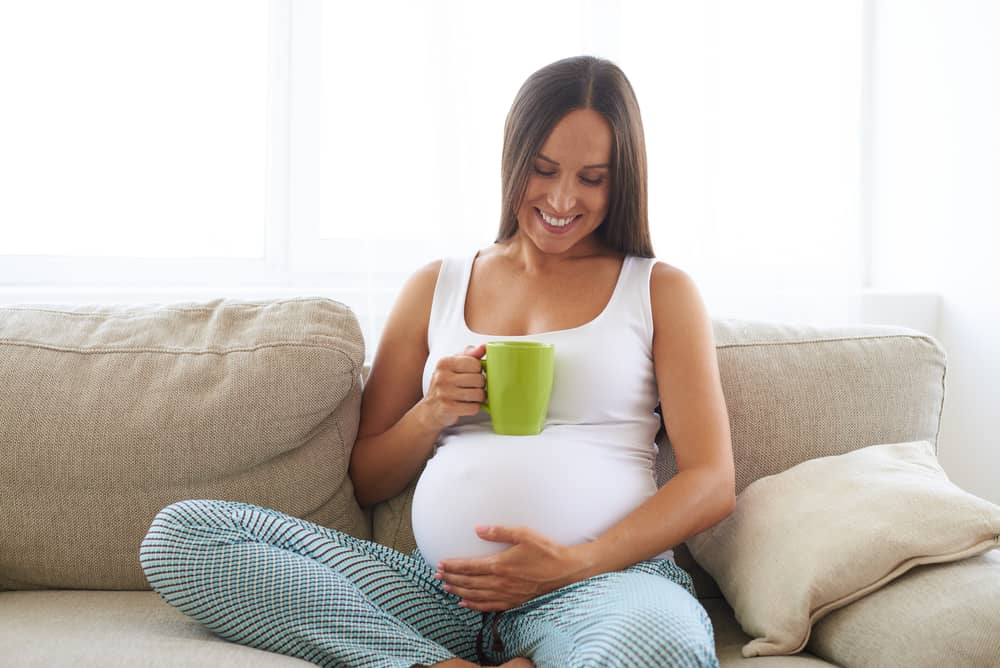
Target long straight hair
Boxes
[497,56,653,257]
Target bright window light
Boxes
[0,0,270,258]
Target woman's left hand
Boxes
[434,526,594,612]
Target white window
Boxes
[0,0,866,356]
[0,0,270,261]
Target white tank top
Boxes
[411,252,674,567]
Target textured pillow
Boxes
[0,298,367,590]
[809,549,1000,667]
[687,440,1000,658]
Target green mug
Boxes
[480,341,555,436]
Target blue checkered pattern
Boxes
[139,499,718,667]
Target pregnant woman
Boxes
[140,55,735,667]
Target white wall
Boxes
[873,0,1000,503]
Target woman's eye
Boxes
[533,166,604,186]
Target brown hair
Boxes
[497,56,653,257]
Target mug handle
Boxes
[480,356,490,414]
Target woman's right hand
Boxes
[419,343,487,431]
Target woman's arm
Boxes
[349,260,489,508]
[348,261,440,508]
[573,262,735,575]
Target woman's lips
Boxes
[535,207,579,234]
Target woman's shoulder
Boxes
[648,258,701,302]
[412,245,497,279]
[392,260,442,307]
[648,261,709,328]
[412,258,445,283]
[388,259,449,324]
[401,249,484,304]
[647,258,688,282]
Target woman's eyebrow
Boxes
[537,153,610,169]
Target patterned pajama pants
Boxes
[139,499,719,668]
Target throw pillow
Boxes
[808,549,1000,667]
[686,440,1000,657]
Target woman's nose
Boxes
[547,175,577,214]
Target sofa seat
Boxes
[0,590,313,667]
[0,590,831,667]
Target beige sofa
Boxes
[1,297,996,667]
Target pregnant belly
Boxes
[410,433,656,568]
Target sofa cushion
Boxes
[700,598,834,667]
[808,549,1000,667]
[0,298,368,590]
[687,440,1000,658]
[0,590,312,666]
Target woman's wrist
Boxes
[565,540,608,585]
[409,398,445,441]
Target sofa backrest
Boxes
[656,319,946,493]
[0,298,367,591]
[1,300,947,597]
[370,319,947,598]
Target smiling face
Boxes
[515,108,613,256]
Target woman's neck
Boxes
[494,233,615,275]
